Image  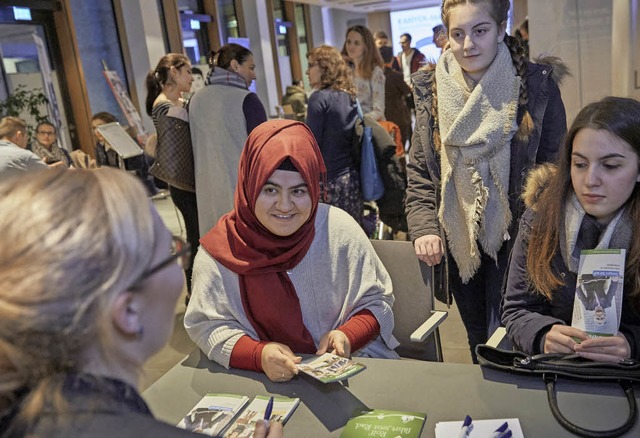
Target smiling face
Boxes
[447,2,506,82]
[235,55,257,87]
[571,127,640,225]
[345,31,366,64]
[254,169,312,237]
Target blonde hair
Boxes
[0,117,27,140]
[0,168,157,433]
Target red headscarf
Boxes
[201,120,327,352]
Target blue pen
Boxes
[264,396,274,422]
[490,421,510,438]
[458,415,473,438]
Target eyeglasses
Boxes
[131,235,191,288]
[37,131,56,136]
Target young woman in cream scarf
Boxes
[406,0,567,362]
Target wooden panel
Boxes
[53,0,93,155]
[203,0,221,51]
[162,0,184,53]
[303,4,313,50]
[283,0,302,82]
[265,0,282,99]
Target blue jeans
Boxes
[448,244,509,363]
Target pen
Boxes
[490,421,511,438]
[458,415,473,438]
[264,396,274,423]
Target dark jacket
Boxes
[392,48,426,74]
[383,66,412,131]
[0,373,197,437]
[406,58,568,304]
[502,167,640,358]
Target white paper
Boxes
[435,418,524,438]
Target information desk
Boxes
[143,350,640,437]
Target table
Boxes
[143,350,640,437]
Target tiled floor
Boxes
[141,196,472,391]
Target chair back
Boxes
[371,239,443,361]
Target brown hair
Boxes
[0,168,157,433]
[307,45,356,96]
[0,116,27,140]
[430,0,533,152]
[527,97,640,307]
[145,53,190,116]
[341,25,383,80]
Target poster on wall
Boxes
[389,6,443,63]
[102,70,149,146]
[33,32,65,149]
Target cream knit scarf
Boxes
[436,43,520,283]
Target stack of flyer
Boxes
[296,353,366,383]
[571,249,625,337]
[177,393,299,437]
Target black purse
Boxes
[476,344,640,437]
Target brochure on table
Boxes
[296,353,366,383]
[571,249,625,337]
[177,393,249,436]
[341,409,427,438]
[223,395,299,438]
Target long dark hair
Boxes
[144,53,190,116]
[528,96,640,306]
[340,25,383,80]
[209,43,253,71]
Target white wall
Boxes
[611,0,640,100]
[529,0,613,123]
[119,0,167,133]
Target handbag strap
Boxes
[355,98,364,121]
[544,374,637,437]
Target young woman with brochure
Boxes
[184,120,399,382]
[502,96,640,362]
[0,168,279,438]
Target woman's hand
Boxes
[316,330,351,357]
[574,332,632,363]
[543,325,589,354]
[253,419,283,438]
[261,342,301,382]
[413,235,443,266]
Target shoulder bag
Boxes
[476,344,640,438]
[150,105,195,192]
[355,99,384,201]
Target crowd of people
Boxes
[1,0,640,435]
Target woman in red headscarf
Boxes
[184,120,399,381]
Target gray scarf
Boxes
[206,66,248,89]
[436,43,520,282]
[560,192,633,273]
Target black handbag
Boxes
[150,105,195,192]
[476,344,640,437]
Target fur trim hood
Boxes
[522,163,558,210]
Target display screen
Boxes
[389,6,443,62]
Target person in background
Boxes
[0,116,48,182]
[406,0,567,362]
[184,120,399,382]
[515,18,529,59]
[374,30,394,68]
[393,33,427,86]
[305,45,362,224]
[30,121,72,167]
[190,43,267,237]
[280,79,307,122]
[190,66,206,95]
[145,53,199,304]
[342,25,386,121]
[0,168,281,437]
[379,46,412,150]
[432,24,447,53]
[503,97,640,362]
[91,111,157,196]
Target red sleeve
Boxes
[337,309,380,353]
[229,335,268,372]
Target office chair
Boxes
[371,240,447,362]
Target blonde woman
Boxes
[0,168,280,438]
